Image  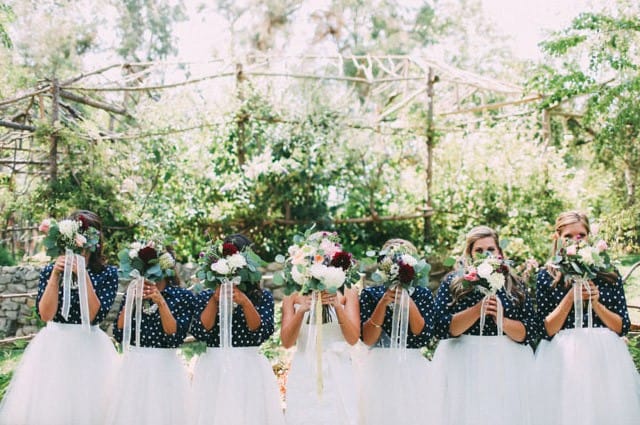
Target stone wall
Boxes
[0,263,286,339]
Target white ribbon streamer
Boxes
[61,248,90,330]
[219,276,240,350]
[305,291,338,397]
[479,295,503,336]
[572,276,593,329]
[122,270,144,351]
[389,286,410,360]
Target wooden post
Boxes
[49,79,60,186]
[424,68,436,244]
[236,63,246,167]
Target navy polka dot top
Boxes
[36,264,119,325]
[190,288,275,347]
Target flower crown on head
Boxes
[40,216,101,258]
[118,240,176,283]
[273,226,360,295]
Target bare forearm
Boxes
[335,305,359,345]
[38,273,61,322]
[544,292,573,337]
[593,301,623,334]
[157,298,177,334]
[408,300,426,336]
[502,317,526,342]
[241,302,261,331]
[200,297,218,330]
[281,308,305,348]
[362,302,388,345]
[449,304,481,337]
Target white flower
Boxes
[129,248,140,259]
[58,219,79,239]
[130,242,143,251]
[309,263,328,281]
[323,266,346,290]
[390,264,400,276]
[401,254,418,267]
[487,273,505,293]
[578,247,595,266]
[477,261,494,280]
[211,259,230,275]
[291,265,308,285]
[158,252,175,269]
[292,244,315,265]
[227,253,247,270]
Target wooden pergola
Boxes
[0,54,542,250]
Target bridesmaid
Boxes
[280,231,361,425]
[535,211,640,424]
[106,245,195,425]
[190,234,285,425]
[0,210,119,425]
[432,225,538,425]
[359,238,436,425]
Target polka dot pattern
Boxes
[359,285,435,348]
[112,285,195,348]
[36,264,119,325]
[536,268,631,339]
[434,273,539,345]
[190,289,275,347]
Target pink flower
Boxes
[464,270,478,281]
[75,233,87,248]
[566,245,577,256]
[595,240,608,252]
[38,219,51,234]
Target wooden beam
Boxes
[0,120,35,131]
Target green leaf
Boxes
[443,257,456,267]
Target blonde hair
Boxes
[382,238,418,255]
[449,226,525,305]
[547,211,617,286]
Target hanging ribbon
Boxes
[479,295,503,336]
[306,291,334,397]
[572,276,593,329]
[389,286,410,360]
[122,270,144,351]
[219,276,241,350]
[61,248,91,330]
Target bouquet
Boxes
[459,253,510,296]
[273,228,360,296]
[458,253,510,335]
[551,238,614,329]
[118,241,176,316]
[551,238,614,280]
[39,215,101,327]
[371,245,431,291]
[195,240,265,292]
[40,217,100,258]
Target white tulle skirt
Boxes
[191,347,285,425]
[534,328,640,425]
[432,335,535,425]
[0,322,118,425]
[285,341,359,425]
[358,348,435,425]
[104,346,192,425]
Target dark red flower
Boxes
[222,242,239,257]
[331,251,352,271]
[77,214,89,231]
[398,262,415,284]
[138,246,158,265]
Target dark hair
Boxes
[223,233,263,304]
[68,210,106,273]
[224,233,252,251]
